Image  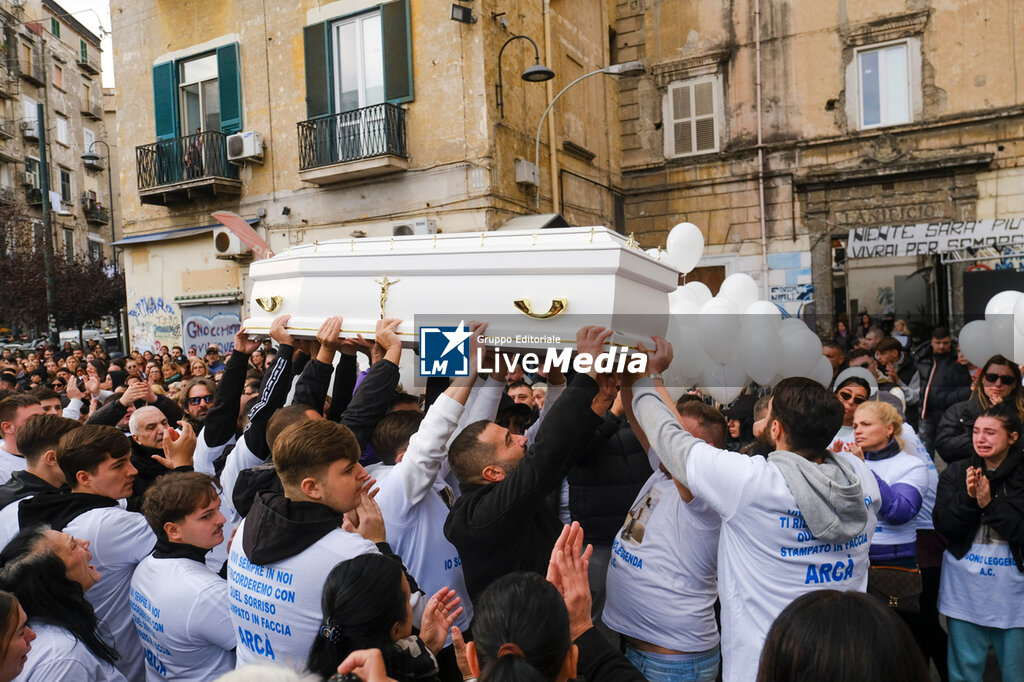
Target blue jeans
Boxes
[947,618,1024,682]
[624,644,720,682]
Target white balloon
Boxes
[1015,293,1024,338]
[664,317,709,386]
[719,273,760,314]
[958,319,997,367]
[664,222,705,274]
[778,317,810,339]
[701,362,748,404]
[698,297,740,364]
[809,355,834,387]
[986,290,1024,359]
[743,300,782,331]
[739,329,782,385]
[681,281,713,307]
[779,329,822,379]
[645,247,663,261]
[668,288,701,315]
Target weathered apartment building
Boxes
[615,0,1024,330]
[111,0,626,351]
[113,0,1024,351]
[0,0,111,264]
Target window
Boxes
[302,0,413,120]
[857,43,910,128]
[63,228,73,263]
[55,114,68,145]
[59,168,71,203]
[19,41,31,74]
[50,18,60,38]
[83,127,95,153]
[21,95,38,136]
[23,157,39,188]
[151,43,241,140]
[664,76,720,158]
[179,54,220,134]
[54,64,63,89]
[88,239,102,262]
[79,39,88,64]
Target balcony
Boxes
[0,72,17,99]
[18,55,43,87]
[135,130,241,205]
[0,117,13,139]
[0,186,16,205]
[297,103,408,185]
[82,196,108,224]
[81,94,103,120]
[24,186,40,205]
[78,48,101,76]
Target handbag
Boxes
[867,565,923,614]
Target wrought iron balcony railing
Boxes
[135,130,239,191]
[297,102,407,171]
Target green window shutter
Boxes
[382,0,413,104]
[303,22,333,119]
[152,61,178,140]
[217,43,243,134]
[50,18,59,38]
[80,39,87,63]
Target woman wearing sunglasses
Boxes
[829,367,876,453]
[936,355,1024,464]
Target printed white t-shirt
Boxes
[228,520,378,670]
[939,522,1024,629]
[602,470,720,652]
[685,447,881,682]
[864,450,929,546]
[130,554,236,681]
[15,622,126,681]
[65,506,156,682]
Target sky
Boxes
[48,0,114,87]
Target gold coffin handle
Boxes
[255,296,282,313]
[513,298,568,319]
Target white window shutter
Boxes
[667,79,719,157]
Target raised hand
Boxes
[153,421,196,469]
[316,316,346,364]
[419,587,464,654]
[546,522,594,640]
[269,314,296,347]
[234,325,262,355]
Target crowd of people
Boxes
[0,310,1017,682]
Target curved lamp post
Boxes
[533,60,645,209]
[496,34,555,118]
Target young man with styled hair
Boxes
[131,471,235,680]
[14,424,191,681]
[228,418,401,670]
[626,339,881,682]
[0,395,44,482]
[0,414,78,510]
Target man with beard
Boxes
[179,377,216,432]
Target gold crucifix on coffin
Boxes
[374,276,401,318]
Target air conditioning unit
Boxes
[213,226,252,258]
[18,171,36,186]
[20,120,37,138]
[391,218,437,236]
[226,131,264,165]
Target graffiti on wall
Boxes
[126,292,181,352]
[183,313,242,355]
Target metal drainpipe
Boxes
[543,0,559,213]
[755,0,769,297]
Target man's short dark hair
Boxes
[769,377,844,456]
[273,420,360,487]
[28,387,60,403]
[507,380,531,393]
[932,326,950,339]
[17,414,81,465]
[847,348,872,362]
[56,425,131,484]
[676,401,729,448]
[875,337,902,354]
[389,393,420,411]
[821,341,844,354]
[141,471,220,541]
[449,420,497,484]
[0,395,41,425]
[266,404,319,452]
[371,411,425,466]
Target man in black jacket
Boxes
[915,327,971,454]
[444,327,616,601]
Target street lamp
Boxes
[81,140,116,272]
[533,60,645,209]
[496,35,555,118]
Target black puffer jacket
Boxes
[914,347,971,425]
[933,449,1024,573]
[567,412,653,546]
[935,399,982,464]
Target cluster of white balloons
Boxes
[646,222,705,275]
[663,273,832,403]
[958,290,1024,367]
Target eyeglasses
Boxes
[188,395,213,406]
[837,391,867,405]
[983,372,1016,386]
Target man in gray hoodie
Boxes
[625,337,882,682]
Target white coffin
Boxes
[244,227,678,350]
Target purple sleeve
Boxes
[873,472,924,525]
